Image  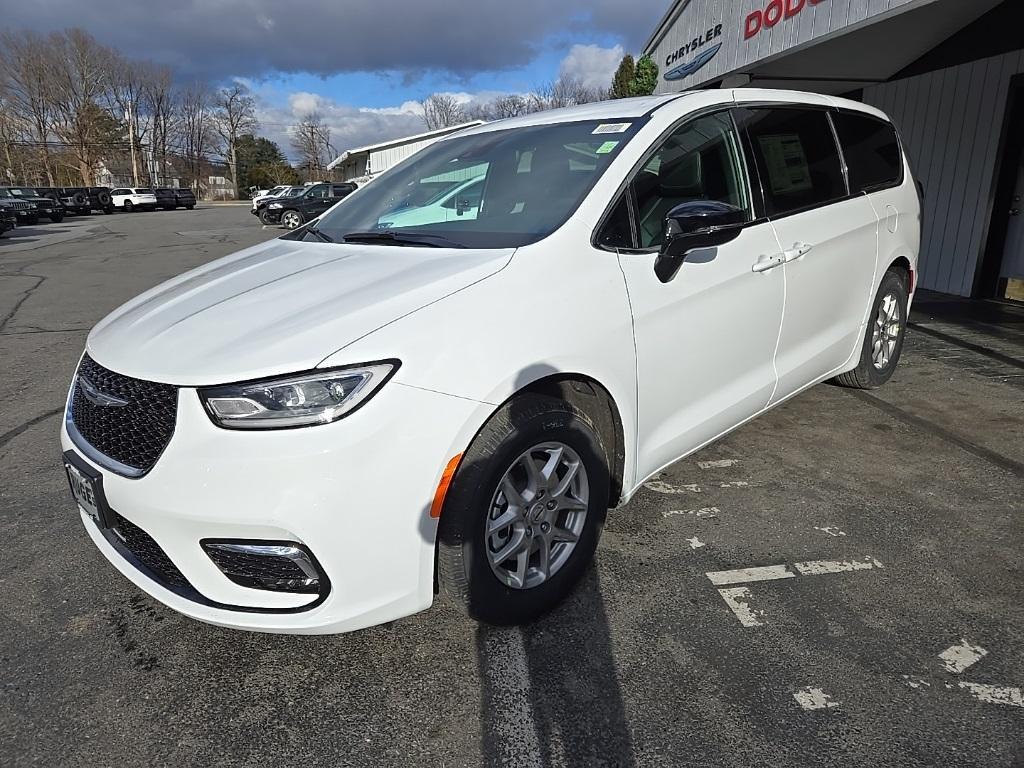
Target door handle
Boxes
[752,253,784,273]
[782,242,814,262]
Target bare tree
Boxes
[177,81,218,192]
[421,93,465,130]
[212,82,257,199]
[290,114,331,181]
[46,29,119,185]
[105,51,149,186]
[0,30,57,184]
[141,63,176,186]
[531,76,601,112]
[464,93,531,122]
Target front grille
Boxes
[69,354,178,475]
[112,511,190,589]
[9,200,32,210]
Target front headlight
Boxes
[199,362,399,429]
[268,202,283,209]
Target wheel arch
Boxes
[886,254,914,294]
[502,373,627,509]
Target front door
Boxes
[614,111,786,481]
[1000,159,1024,300]
[738,106,880,401]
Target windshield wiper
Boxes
[341,230,466,249]
[301,224,334,243]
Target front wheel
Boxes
[437,394,609,625]
[49,213,64,223]
[280,209,303,229]
[834,268,909,389]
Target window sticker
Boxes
[596,141,620,154]
[758,133,813,194]
[593,123,632,134]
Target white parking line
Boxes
[793,687,840,710]
[718,481,750,488]
[717,587,763,627]
[697,459,739,469]
[813,526,847,537]
[957,682,1023,707]
[939,640,988,674]
[707,565,795,585]
[645,480,701,494]
[687,537,706,550]
[792,557,883,575]
[662,506,719,519]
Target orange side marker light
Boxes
[430,453,463,518]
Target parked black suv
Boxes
[33,187,113,215]
[153,187,196,210]
[173,188,196,209]
[0,195,39,226]
[0,206,17,237]
[261,183,357,228]
[0,187,65,222]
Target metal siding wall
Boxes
[651,0,924,93]
[864,49,1024,296]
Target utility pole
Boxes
[126,101,139,186]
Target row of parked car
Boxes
[0,184,198,239]
[249,182,357,229]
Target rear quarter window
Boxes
[832,111,902,192]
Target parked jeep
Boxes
[0,187,65,222]
[152,187,196,210]
[0,195,39,226]
[0,206,17,237]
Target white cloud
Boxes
[559,43,625,91]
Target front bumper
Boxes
[61,378,481,633]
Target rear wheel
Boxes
[49,212,64,223]
[834,268,909,389]
[281,209,303,229]
[123,200,133,212]
[437,394,608,625]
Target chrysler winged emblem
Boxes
[78,375,129,407]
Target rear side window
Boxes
[741,108,846,217]
[832,112,902,192]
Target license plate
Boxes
[65,460,103,525]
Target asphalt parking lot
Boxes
[1,207,1022,767]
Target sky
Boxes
[5,0,670,162]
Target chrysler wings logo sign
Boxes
[79,376,129,407]
[664,43,722,81]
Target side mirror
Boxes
[655,201,747,282]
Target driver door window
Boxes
[633,112,750,248]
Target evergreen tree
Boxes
[632,55,659,96]
[610,55,636,99]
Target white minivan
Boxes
[61,90,919,633]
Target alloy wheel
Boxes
[871,292,902,369]
[282,211,301,229]
[485,442,589,590]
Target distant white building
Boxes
[326,121,485,182]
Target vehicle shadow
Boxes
[475,568,635,767]
[446,365,635,767]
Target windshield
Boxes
[10,188,37,196]
[314,119,646,248]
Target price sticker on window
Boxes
[596,141,620,154]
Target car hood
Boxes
[87,238,514,386]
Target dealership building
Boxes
[643,0,1024,301]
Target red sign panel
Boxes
[745,0,828,40]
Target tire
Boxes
[103,207,113,215]
[71,191,88,207]
[185,204,194,210]
[280,209,303,229]
[833,268,909,390]
[49,213,64,223]
[96,190,112,207]
[258,209,274,225]
[437,394,609,625]
[123,200,133,212]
